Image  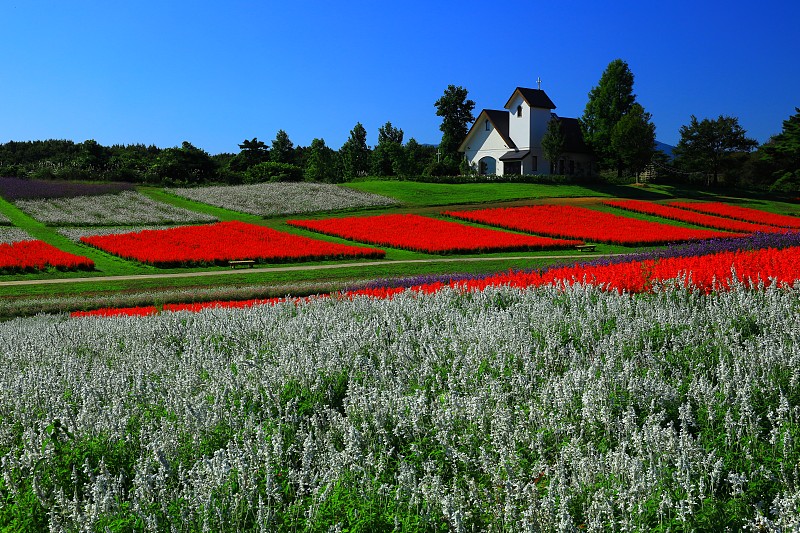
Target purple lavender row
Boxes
[572,231,800,270]
[0,177,134,200]
[346,231,800,292]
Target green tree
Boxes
[403,138,434,177]
[434,85,475,168]
[581,59,637,176]
[270,130,295,165]
[340,122,371,179]
[760,108,800,192]
[611,103,656,182]
[150,141,216,185]
[305,138,339,182]
[541,117,566,174]
[77,139,110,172]
[371,121,406,176]
[235,137,269,170]
[674,115,758,187]
[377,121,404,145]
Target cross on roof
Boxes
[537,77,542,90]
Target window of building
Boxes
[517,105,523,117]
[531,155,538,171]
[485,119,490,131]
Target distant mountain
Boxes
[654,141,675,160]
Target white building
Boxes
[459,86,595,176]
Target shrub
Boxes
[244,162,303,183]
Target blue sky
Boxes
[2,0,798,154]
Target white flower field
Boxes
[1,282,798,531]
[0,227,33,244]
[167,182,399,216]
[15,191,218,226]
[57,226,176,242]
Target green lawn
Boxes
[342,180,620,205]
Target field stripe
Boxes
[0,253,625,287]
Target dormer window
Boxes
[485,119,490,131]
[517,105,523,117]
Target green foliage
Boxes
[769,169,800,194]
[149,141,217,186]
[761,107,800,187]
[541,117,566,172]
[370,121,406,177]
[611,103,657,179]
[269,130,295,165]
[304,138,340,182]
[244,161,304,183]
[674,115,758,186]
[434,85,475,164]
[232,137,269,171]
[340,122,371,179]
[581,58,637,174]
[402,138,435,176]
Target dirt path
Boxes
[0,253,624,287]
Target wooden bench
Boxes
[575,244,597,253]
[228,260,256,268]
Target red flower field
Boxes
[287,213,582,253]
[72,245,800,317]
[669,201,800,228]
[80,220,385,267]
[444,205,735,245]
[0,240,94,273]
[604,199,781,233]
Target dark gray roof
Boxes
[505,88,556,110]
[499,150,530,161]
[558,117,592,154]
[483,109,517,149]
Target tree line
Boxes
[0,125,442,186]
[572,58,799,192]
[1,61,798,193]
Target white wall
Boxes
[506,93,530,150]
[462,116,512,174]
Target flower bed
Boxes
[0,176,135,200]
[0,240,94,273]
[16,191,217,226]
[13,284,800,530]
[74,243,800,317]
[0,227,33,244]
[57,226,175,242]
[167,182,399,216]
[444,205,735,245]
[604,199,781,233]
[80,220,385,267]
[669,201,800,228]
[287,213,582,253]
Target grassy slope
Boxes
[1,181,798,313]
[342,181,619,205]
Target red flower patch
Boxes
[604,199,781,233]
[444,205,735,245]
[0,240,94,273]
[287,213,581,253]
[80,220,384,267]
[669,201,800,229]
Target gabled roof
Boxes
[505,87,556,110]
[557,116,592,154]
[458,109,517,152]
